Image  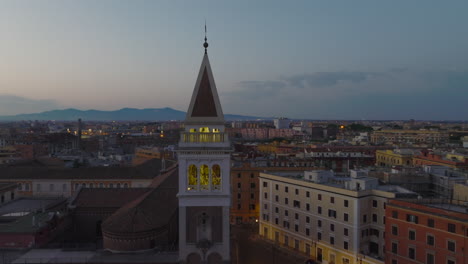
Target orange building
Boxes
[413,150,468,169]
[385,199,468,264]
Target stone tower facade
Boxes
[177,42,231,264]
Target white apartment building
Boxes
[259,169,417,264]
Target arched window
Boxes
[190,128,197,133]
[199,127,210,133]
[200,165,209,190]
[188,165,198,190]
[211,164,221,191]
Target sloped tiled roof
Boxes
[102,166,178,235]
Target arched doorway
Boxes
[207,252,222,264]
[187,252,202,264]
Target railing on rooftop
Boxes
[180,132,229,144]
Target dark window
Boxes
[372,214,378,223]
[250,183,256,189]
[275,195,279,202]
[264,192,267,199]
[372,200,378,208]
[426,253,434,264]
[295,213,299,220]
[306,228,310,236]
[392,211,398,218]
[318,206,322,214]
[285,210,288,216]
[306,203,310,211]
[447,240,456,252]
[344,228,348,236]
[249,204,255,210]
[275,218,278,225]
[391,242,398,254]
[344,200,349,207]
[344,213,349,222]
[285,186,288,192]
[237,204,241,209]
[237,183,241,188]
[275,184,279,190]
[295,224,299,232]
[448,223,456,233]
[406,214,418,224]
[318,194,322,200]
[328,209,337,218]
[284,198,288,205]
[264,204,268,209]
[295,189,299,195]
[237,193,241,199]
[448,260,455,264]
[330,197,334,203]
[318,220,322,227]
[330,236,334,245]
[250,173,254,178]
[306,191,310,198]
[408,230,416,240]
[427,218,435,228]
[250,193,254,199]
[237,173,241,178]
[391,260,397,264]
[344,241,348,250]
[391,226,398,236]
[427,235,434,246]
[330,224,335,232]
[263,182,267,187]
[306,216,310,223]
[293,200,300,208]
[275,207,279,213]
[317,232,322,240]
[363,214,367,223]
[408,247,415,260]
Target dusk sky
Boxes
[0,1,467,120]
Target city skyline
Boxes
[1,0,467,120]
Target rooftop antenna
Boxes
[203,20,209,54]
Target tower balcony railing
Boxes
[179,132,230,148]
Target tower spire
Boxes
[203,21,208,54]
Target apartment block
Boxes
[385,199,468,264]
[259,170,417,264]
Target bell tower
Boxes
[177,28,231,264]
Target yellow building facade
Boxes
[375,149,414,167]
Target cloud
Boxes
[221,69,468,120]
[0,95,61,116]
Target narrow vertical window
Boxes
[188,164,198,190]
[211,164,221,190]
[200,164,209,190]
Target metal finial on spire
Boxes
[203,21,208,54]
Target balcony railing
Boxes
[180,132,229,144]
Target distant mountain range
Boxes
[0,107,264,121]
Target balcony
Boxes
[179,132,230,148]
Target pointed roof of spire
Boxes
[185,31,224,124]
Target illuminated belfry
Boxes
[177,28,231,264]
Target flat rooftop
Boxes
[0,197,66,216]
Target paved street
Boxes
[231,225,309,264]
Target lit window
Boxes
[200,164,209,190]
[211,164,221,190]
[188,164,198,190]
